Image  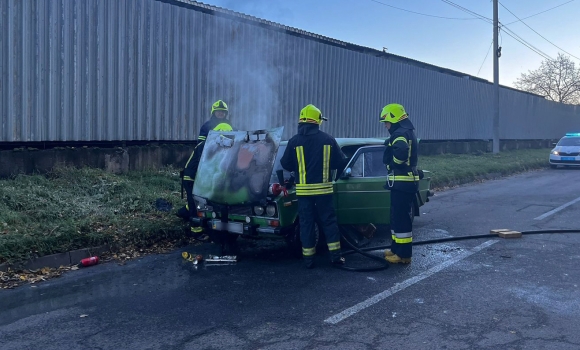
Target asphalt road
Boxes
[1,168,580,350]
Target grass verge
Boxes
[0,167,186,264]
[0,148,552,264]
[420,148,550,189]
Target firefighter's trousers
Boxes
[390,189,414,259]
[183,180,200,233]
[297,194,341,259]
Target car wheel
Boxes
[550,164,557,169]
[339,225,373,249]
[284,220,320,256]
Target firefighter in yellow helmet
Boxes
[380,103,419,264]
[179,100,233,239]
[280,104,348,268]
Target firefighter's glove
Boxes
[270,183,289,197]
[285,175,295,190]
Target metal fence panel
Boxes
[1,0,579,142]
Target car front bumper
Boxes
[549,154,580,166]
[190,217,282,235]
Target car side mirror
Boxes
[340,168,352,180]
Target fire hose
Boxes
[335,229,580,272]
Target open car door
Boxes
[333,145,391,225]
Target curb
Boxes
[0,245,110,272]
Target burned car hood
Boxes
[193,127,284,205]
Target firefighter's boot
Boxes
[190,226,209,241]
[330,252,345,265]
[385,254,411,264]
[384,249,395,257]
[191,226,204,234]
[304,256,315,269]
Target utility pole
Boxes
[492,0,500,153]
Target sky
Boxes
[197,0,580,87]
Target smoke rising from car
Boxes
[207,23,294,136]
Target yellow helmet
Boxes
[211,100,229,116]
[298,104,328,124]
[213,123,233,132]
[380,103,408,123]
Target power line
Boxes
[440,0,492,23]
[500,25,553,59]
[440,0,553,60]
[505,0,576,25]
[501,26,553,60]
[368,0,479,20]
[499,1,580,60]
[477,40,493,76]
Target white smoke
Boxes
[201,1,296,133]
[208,28,291,132]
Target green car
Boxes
[191,128,432,252]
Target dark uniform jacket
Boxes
[183,116,232,182]
[383,119,419,193]
[280,123,347,196]
[197,116,232,142]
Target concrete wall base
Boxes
[0,140,555,177]
[0,144,195,178]
[419,139,555,156]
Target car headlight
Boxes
[253,205,265,216]
[551,150,559,155]
[266,204,277,217]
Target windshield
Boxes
[558,137,580,146]
[269,143,373,184]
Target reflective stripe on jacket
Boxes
[383,124,419,193]
[280,124,347,196]
[183,142,204,182]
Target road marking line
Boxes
[323,240,498,325]
[534,196,580,220]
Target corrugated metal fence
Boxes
[1,0,579,142]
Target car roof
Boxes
[280,137,386,147]
[335,138,386,147]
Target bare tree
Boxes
[514,53,580,105]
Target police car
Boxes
[550,133,580,168]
